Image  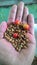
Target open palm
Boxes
[0,2,36,65]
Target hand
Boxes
[0,2,36,65]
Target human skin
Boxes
[0,2,36,65]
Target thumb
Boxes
[0,21,7,39]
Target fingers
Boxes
[23,7,29,23]
[27,14,34,35]
[7,5,17,24]
[16,2,24,22]
[0,21,7,38]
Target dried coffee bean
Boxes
[15,39,17,41]
[23,41,26,44]
[12,29,14,32]
[21,42,24,46]
[24,45,28,49]
[20,44,23,48]
[12,43,15,47]
[5,35,10,41]
[13,43,17,48]
[18,30,21,32]
[26,38,29,42]
[7,28,11,32]
[5,33,10,38]
[16,47,19,51]
[9,39,12,42]
[12,39,14,42]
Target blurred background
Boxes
[0,0,37,65]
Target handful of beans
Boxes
[4,20,30,52]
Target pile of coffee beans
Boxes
[4,22,30,52]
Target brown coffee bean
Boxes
[12,43,15,47]
[18,30,21,32]
[26,38,29,42]
[13,44,17,48]
[24,45,27,49]
[9,39,12,42]
[21,43,24,46]
[16,47,19,51]
[15,39,18,42]
[5,35,10,41]
[11,37,13,39]
[20,44,23,48]
[12,40,14,43]
[7,28,11,32]
[12,29,14,32]
[23,41,26,44]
